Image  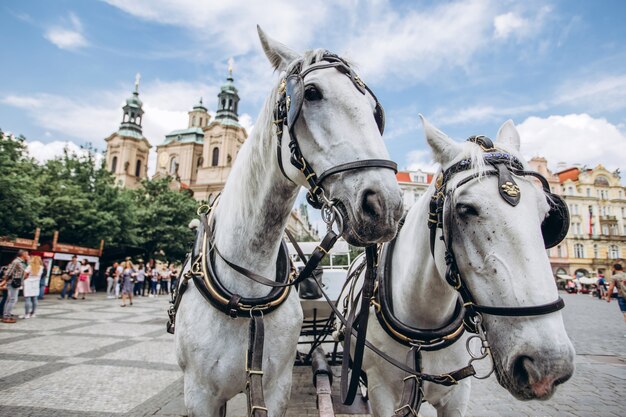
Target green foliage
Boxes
[131,177,197,262]
[0,130,45,237]
[0,131,197,261]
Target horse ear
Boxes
[420,114,461,165]
[257,25,299,71]
[496,119,521,151]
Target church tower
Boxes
[193,63,247,201]
[105,74,151,189]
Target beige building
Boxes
[554,164,625,278]
[154,72,247,202]
[104,77,151,189]
[396,169,433,212]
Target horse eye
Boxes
[457,203,479,217]
[304,85,323,101]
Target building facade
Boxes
[154,71,247,202]
[554,164,625,278]
[396,169,433,212]
[104,76,151,189]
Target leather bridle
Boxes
[273,52,397,209]
[429,136,567,330]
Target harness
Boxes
[167,51,397,417]
[363,135,570,416]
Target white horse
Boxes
[175,28,403,417]
[357,117,575,417]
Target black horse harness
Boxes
[167,52,397,417]
[362,135,569,416]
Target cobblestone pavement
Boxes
[0,291,623,417]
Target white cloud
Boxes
[406,149,440,173]
[102,0,328,55]
[493,6,551,41]
[27,140,103,167]
[493,12,528,39]
[554,74,626,113]
[516,114,626,173]
[44,12,88,50]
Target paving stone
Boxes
[0,334,119,357]
[0,359,48,379]
[101,339,178,365]
[64,321,163,337]
[0,364,180,413]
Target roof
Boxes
[117,128,145,140]
[216,118,242,128]
[163,127,204,144]
[396,172,411,182]
[557,167,580,183]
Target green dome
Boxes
[126,91,143,108]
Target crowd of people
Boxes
[0,250,180,323]
[103,259,179,307]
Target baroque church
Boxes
[104,71,318,240]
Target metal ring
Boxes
[197,204,210,216]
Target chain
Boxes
[465,314,495,379]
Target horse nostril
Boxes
[362,189,383,219]
[512,355,537,387]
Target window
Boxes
[212,147,219,166]
[586,188,591,197]
[568,186,574,195]
[136,116,141,125]
[557,245,563,258]
[593,244,598,258]
[602,224,609,235]
[192,116,196,126]
[574,244,584,258]
[609,245,620,259]
[135,160,141,177]
[573,204,579,215]
[111,156,118,173]
[195,156,203,176]
[199,117,203,126]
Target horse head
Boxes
[258,27,403,246]
[422,116,575,400]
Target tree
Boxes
[132,177,197,262]
[0,130,44,238]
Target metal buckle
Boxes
[393,404,419,416]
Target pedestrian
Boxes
[115,261,124,299]
[597,275,607,300]
[160,265,171,295]
[150,266,159,297]
[22,255,44,318]
[171,266,179,295]
[134,263,145,296]
[73,259,93,300]
[37,262,47,300]
[59,255,79,300]
[606,263,626,323]
[0,265,8,314]
[120,260,135,307]
[2,250,29,323]
[105,263,117,299]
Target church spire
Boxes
[119,73,144,135]
[215,58,240,123]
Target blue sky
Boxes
[1,0,625,177]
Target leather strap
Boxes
[212,230,337,289]
[393,347,423,417]
[312,270,476,386]
[341,245,377,404]
[166,260,191,334]
[246,315,268,417]
[469,297,565,317]
[316,159,398,186]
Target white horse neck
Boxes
[390,187,459,329]
[211,106,299,297]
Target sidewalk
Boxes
[0,292,624,417]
